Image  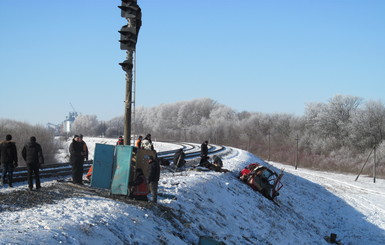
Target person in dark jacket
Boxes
[148,156,160,203]
[0,134,18,187]
[199,140,209,165]
[117,135,124,145]
[22,136,44,191]
[213,155,223,168]
[69,135,84,184]
[173,148,186,168]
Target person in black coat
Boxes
[199,140,209,165]
[148,156,160,203]
[69,135,84,184]
[0,134,18,187]
[22,136,44,191]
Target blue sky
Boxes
[1,0,384,125]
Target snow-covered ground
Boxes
[1,138,384,244]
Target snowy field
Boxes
[1,138,384,244]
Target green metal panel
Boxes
[111,145,133,195]
[90,143,115,189]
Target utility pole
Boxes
[355,147,374,182]
[295,134,299,170]
[373,145,377,183]
[118,0,142,145]
[123,50,133,145]
[268,131,271,161]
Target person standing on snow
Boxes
[22,136,44,191]
[0,134,18,187]
[147,156,160,203]
[199,140,209,165]
[69,135,83,184]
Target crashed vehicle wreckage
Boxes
[239,163,284,202]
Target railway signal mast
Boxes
[118,0,142,145]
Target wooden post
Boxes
[373,145,377,183]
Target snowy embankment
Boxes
[1,138,384,244]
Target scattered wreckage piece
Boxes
[239,163,284,202]
[324,233,343,245]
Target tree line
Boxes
[74,95,384,177]
[3,95,384,177]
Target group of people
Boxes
[1,132,220,204]
[0,134,44,191]
[0,133,89,190]
[117,134,155,151]
[129,155,160,203]
[115,133,159,203]
[131,133,159,203]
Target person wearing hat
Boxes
[0,134,18,187]
[22,136,44,191]
[69,135,83,184]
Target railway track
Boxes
[10,143,227,184]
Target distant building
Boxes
[62,112,78,134]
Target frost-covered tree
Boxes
[71,115,99,136]
[103,96,383,176]
[105,116,124,138]
[350,100,385,151]
[305,95,362,150]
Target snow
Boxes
[1,138,384,244]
